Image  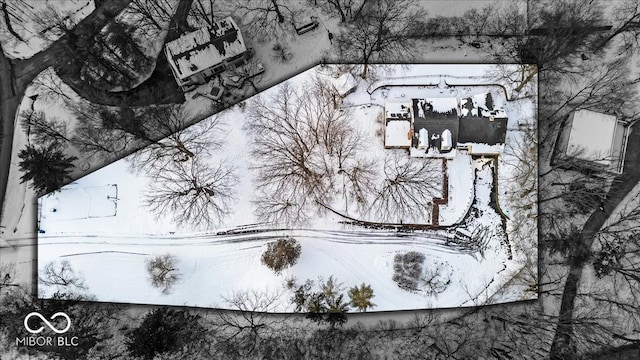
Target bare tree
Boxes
[30,2,85,42]
[143,158,238,229]
[127,0,175,37]
[233,0,298,41]
[0,0,26,41]
[226,55,265,93]
[422,261,453,296]
[489,0,605,77]
[0,262,16,288]
[594,0,640,55]
[30,67,75,104]
[214,288,289,357]
[38,260,87,294]
[371,153,441,223]
[187,0,221,28]
[247,79,376,225]
[72,102,223,164]
[308,0,370,23]
[146,254,180,294]
[334,0,425,78]
[71,103,143,160]
[270,42,293,63]
[20,110,69,145]
[127,109,224,174]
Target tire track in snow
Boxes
[38,232,473,255]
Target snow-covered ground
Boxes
[439,153,473,226]
[0,0,95,59]
[36,64,537,312]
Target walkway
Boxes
[550,124,640,358]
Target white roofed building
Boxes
[164,17,251,92]
[384,102,412,148]
[331,72,358,97]
[554,109,629,174]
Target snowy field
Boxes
[0,0,95,59]
[37,64,537,312]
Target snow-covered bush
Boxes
[422,261,453,296]
[392,251,425,291]
[261,237,301,274]
[146,254,180,294]
[393,252,452,295]
[271,42,293,62]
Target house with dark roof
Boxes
[456,94,508,154]
[385,92,508,157]
[411,98,459,154]
[164,17,251,92]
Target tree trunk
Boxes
[1,1,25,42]
[272,0,285,23]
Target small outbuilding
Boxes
[554,109,629,174]
[384,102,412,149]
[331,72,358,98]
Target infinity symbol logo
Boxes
[24,312,71,334]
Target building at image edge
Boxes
[164,17,252,92]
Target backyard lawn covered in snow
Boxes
[37,64,537,312]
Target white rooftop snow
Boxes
[459,142,505,155]
[385,120,412,148]
[164,17,247,81]
[331,72,358,97]
[385,102,411,119]
[422,97,459,114]
[567,109,619,165]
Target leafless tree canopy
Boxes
[127,108,224,174]
[20,110,69,145]
[371,152,441,223]
[144,157,238,229]
[247,78,377,225]
[146,254,180,294]
[188,0,223,28]
[38,260,88,293]
[71,103,144,160]
[334,0,426,78]
[227,54,265,93]
[309,0,370,23]
[214,288,289,357]
[233,0,298,41]
[127,0,175,36]
[489,0,605,76]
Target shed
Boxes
[332,72,358,97]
